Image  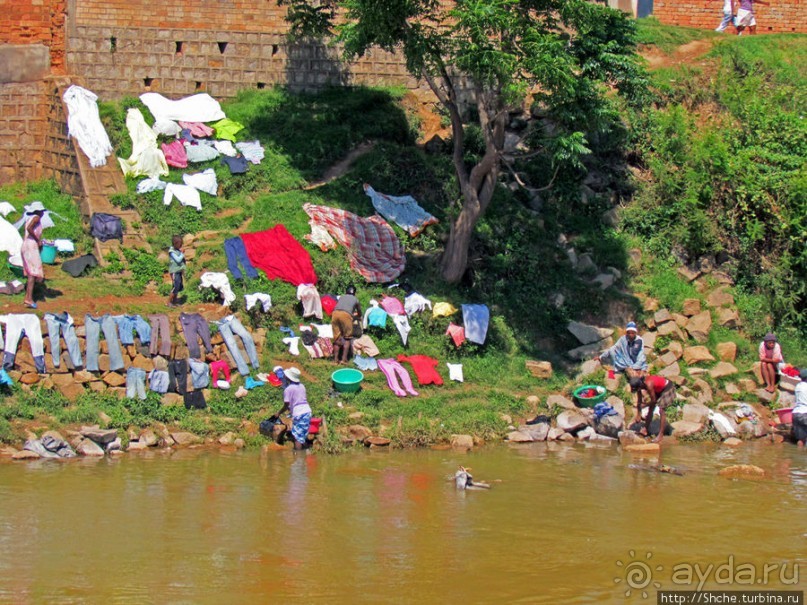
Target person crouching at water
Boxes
[629,375,675,443]
[274,367,311,451]
[331,285,361,365]
[793,369,807,448]
[597,322,647,378]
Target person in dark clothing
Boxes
[331,285,361,364]
[167,235,186,307]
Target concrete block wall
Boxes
[652,0,806,33]
[0,81,50,183]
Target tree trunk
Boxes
[440,202,480,283]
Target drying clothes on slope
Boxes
[377,359,419,397]
[362,300,387,329]
[392,314,411,346]
[221,155,248,174]
[185,142,220,163]
[183,169,218,196]
[363,184,438,237]
[215,314,259,376]
[0,216,23,266]
[283,336,301,356]
[117,108,169,178]
[152,119,182,137]
[179,313,212,359]
[114,314,151,346]
[303,203,405,283]
[354,355,378,371]
[312,323,334,339]
[224,237,259,280]
[244,293,272,312]
[62,85,113,168]
[53,240,74,253]
[397,354,443,386]
[235,141,265,164]
[462,304,490,345]
[199,272,236,306]
[446,323,466,347]
[140,92,226,123]
[136,177,168,194]
[0,202,14,217]
[296,284,323,320]
[148,314,172,357]
[44,312,82,369]
[352,334,380,357]
[214,140,237,157]
[163,184,201,211]
[446,363,464,382]
[85,314,125,372]
[405,292,432,316]
[61,254,98,277]
[306,223,338,252]
[161,140,188,168]
[0,314,45,373]
[211,118,244,142]
[240,225,317,286]
[380,295,405,316]
[320,295,337,316]
[178,121,214,138]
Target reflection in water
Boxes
[0,442,804,603]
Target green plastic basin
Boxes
[332,368,364,393]
[573,384,607,408]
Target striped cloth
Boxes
[303,204,405,283]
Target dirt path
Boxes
[641,38,716,70]
[305,141,378,190]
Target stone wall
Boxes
[652,0,806,33]
[0,80,50,183]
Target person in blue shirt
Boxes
[597,322,647,377]
[167,235,186,307]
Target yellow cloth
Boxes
[432,302,458,318]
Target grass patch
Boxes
[635,17,714,54]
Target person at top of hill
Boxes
[597,322,647,377]
[629,374,675,444]
[715,0,735,31]
[735,0,769,35]
[759,332,785,393]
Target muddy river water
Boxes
[0,441,804,603]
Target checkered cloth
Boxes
[303,203,405,283]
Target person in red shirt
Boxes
[629,374,676,443]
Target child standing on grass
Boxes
[167,235,186,307]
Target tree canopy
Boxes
[280,0,647,282]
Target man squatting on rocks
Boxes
[596,322,648,378]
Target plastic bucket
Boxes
[40,244,57,264]
[331,368,364,393]
[573,384,608,408]
[775,408,793,425]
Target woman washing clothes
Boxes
[20,202,47,309]
[331,285,361,365]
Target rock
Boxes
[567,340,611,361]
[691,379,714,403]
[19,373,40,385]
[170,432,202,446]
[218,432,236,446]
[685,311,712,343]
[642,331,657,350]
[13,449,41,460]
[556,410,589,432]
[707,289,735,308]
[725,383,740,395]
[642,298,659,312]
[682,402,711,424]
[592,273,615,290]
[132,355,154,371]
[102,372,126,387]
[671,420,703,437]
[756,389,775,404]
[577,359,600,378]
[606,396,626,418]
[347,425,373,442]
[106,438,122,452]
[576,426,597,440]
[750,362,763,384]
[738,378,758,392]
[525,395,540,410]
[715,342,737,362]
[557,432,576,442]
[507,430,535,443]
[80,426,118,444]
[127,441,147,451]
[162,393,184,406]
[140,429,158,447]
[450,435,474,449]
[664,341,684,360]
[618,430,645,446]
[682,299,701,317]
[525,360,553,379]
[657,321,686,341]
[673,313,689,328]
[722,437,743,447]
[657,351,679,367]
[521,423,550,441]
[57,381,86,402]
[547,395,576,411]
[604,375,621,392]
[363,436,391,447]
[547,427,565,441]
[77,439,105,457]
[567,321,613,345]
[718,464,765,479]
[88,382,106,393]
[658,362,681,378]
[1,446,19,457]
[710,362,738,379]
[716,308,741,328]
[576,253,597,273]
[624,443,661,454]
[654,309,673,325]
[677,266,701,282]
[234,438,245,449]
[683,346,715,365]
[595,414,623,439]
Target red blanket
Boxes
[240,225,317,286]
[397,354,444,386]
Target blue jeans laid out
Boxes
[188,359,210,389]
[179,312,212,360]
[224,237,259,280]
[84,314,125,372]
[216,314,259,376]
[114,314,152,346]
[126,367,147,400]
[44,312,83,368]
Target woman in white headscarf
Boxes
[19,201,46,308]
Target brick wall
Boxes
[1,0,67,73]
[0,81,50,183]
[653,0,806,33]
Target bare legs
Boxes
[761,362,777,392]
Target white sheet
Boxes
[0,217,23,266]
[63,85,113,168]
[140,92,226,123]
[163,184,201,211]
[118,108,169,178]
[182,169,218,196]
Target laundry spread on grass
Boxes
[303,203,405,283]
[363,184,438,237]
[240,225,318,286]
[118,108,169,178]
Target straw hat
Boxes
[284,367,302,383]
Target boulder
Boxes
[664,341,684,360]
[12,449,41,460]
[723,437,743,447]
[576,426,597,440]
[718,464,765,479]
[624,443,661,454]
[547,427,565,441]
[450,435,474,449]
[525,396,540,411]
[656,351,678,368]
[682,402,711,425]
[556,410,589,433]
[595,414,623,438]
[567,321,613,345]
[715,342,738,362]
[671,420,703,437]
[577,253,597,273]
[526,360,553,379]
[106,438,122,452]
[685,311,712,343]
[658,362,681,378]
[654,309,673,325]
[567,341,610,361]
[170,432,202,446]
[618,430,646,446]
[716,308,741,328]
[233,438,246,449]
[673,313,689,328]
[657,321,686,341]
[691,379,714,403]
[507,430,536,443]
[127,441,147,451]
[520,423,550,442]
[577,359,600,378]
[162,393,184,406]
[557,432,576,442]
[710,362,738,379]
[140,429,158,447]
[642,331,657,351]
[80,426,118,444]
[77,439,105,457]
[57,381,86,402]
[592,273,615,290]
[132,355,154,371]
[604,374,621,392]
[677,266,701,282]
[19,373,40,385]
[683,346,715,365]
[88,382,106,393]
[725,383,740,395]
[738,378,758,392]
[347,425,373,442]
[682,299,701,317]
[755,389,775,404]
[364,436,391,447]
[547,395,576,411]
[707,289,735,308]
[606,396,626,418]
[102,372,126,387]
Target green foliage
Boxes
[122,248,163,292]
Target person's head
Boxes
[763,332,777,348]
[800,368,807,382]
[625,322,638,341]
[345,285,356,296]
[284,367,302,383]
[172,235,183,249]
[25,201,46,216]
[629,375,646,393]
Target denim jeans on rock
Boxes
[224,237,259,280]
[44,312,83,368]
[126,367,147,400]
[216,314,259,376]
[84,314,125,372]
[188,359,210,389]
[114,314,151,346]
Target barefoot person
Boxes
[793,369,807,448]
[759,332,784,393]
[629,374,675,444]
[735,0,769,35]
[167,235,186,307]
[331,285,361,365]
[274,367,311,451]
[20,202,47,309]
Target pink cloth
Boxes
[446,323,466,347]
[758,341,784,363]
[240,225,317,286]
[210,360,231,384]
[161,140,188,168]
[178,121,214,138]
[377,358,418,397]
[21,219,44,279]
[380,295,405,316]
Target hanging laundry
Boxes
[210,360,231,387]
[352,334,380,357]
[210,118,244,142]
[183,169,218,195]
[148,314,172,357]
[178,121,214,138]
[320,295,338,316]
[113,314,151,346]
[240,225,317,286]
[446,363,464,382]
[215,314,259,376]
[189,359,211,389]
[392,314,411,346]
[0,314,46,373]
[446,323,466,347]
[377,359,419,397]
[149,369,170,394]
[179,313,213,359]
[184,142,220,163]
[462,304,490,345]
[163,184,201,211]
[214,140,238,157]
[397,354,443,386]
[140,92,226,123]
[0,202,15,216]
[0,215,23,266]
[136,177,168,194]
[380,295,405,316]
[354,355,378,371]
[61,254,98,277]
[199,272,236,306]
[363,184,438,237]
[296,284,323,320]
[117,108,169,178]
[161,140,188,168]
[244,293,272,312]
[404,292,432,316]
[62,85,113,168]
[235,140,265,164]
[126,368,147,401]
[303,203,405,283]
[221,155,249,174]
[152,119,182,137]
[362,300,388,329]
[84,314,125,372]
